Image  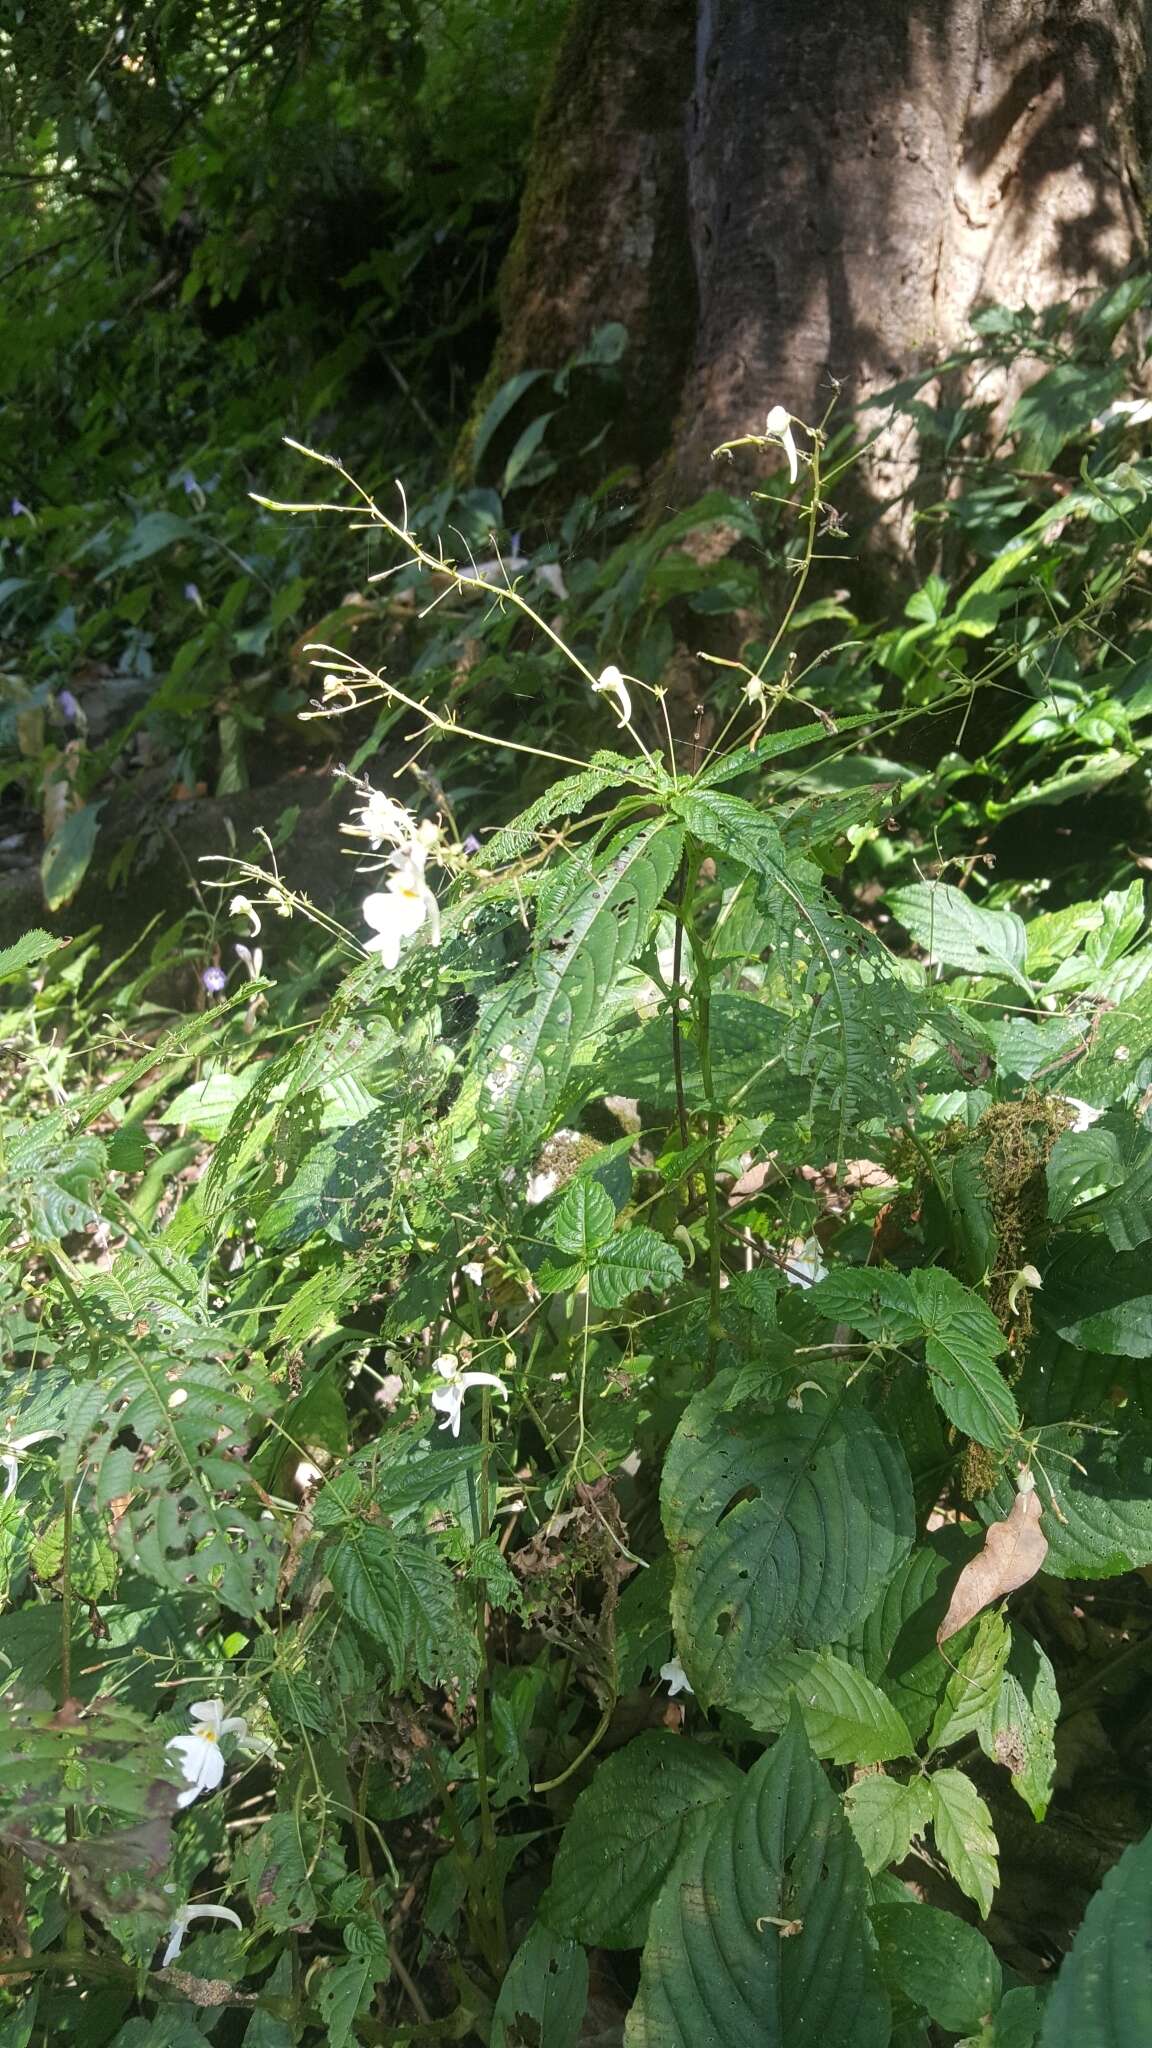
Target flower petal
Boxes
[166,1733,226,1807]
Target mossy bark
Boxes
[469,0,1148,505]
[456,0,698,485]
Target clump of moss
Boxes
[976,1095,1068,1346]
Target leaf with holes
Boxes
[662,1372,913,1724]
[62,1349,278,1617]
[491,1922,589,2048]
[874,1901,1001,2035]
[929,1610,1011,1749]
[625,1708,890,2047]
[977,1627,1059,1822]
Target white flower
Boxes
[229,894,261,937]
[764,404,799,483]
[660,1657,693,1698]
[1007,1264,1043,1315]
[592,664,632,728]
[166,1699,249,1810]
[429,1353,509,1438]
[784,1235,827,1288]
[1095,396,1152,429]
[162,1901,243,1968]
[356,788,418,853]
[362,854,440,969]
[234,942,263,980]
[0,1428,63,1502]
[1061,1096,1103,1132]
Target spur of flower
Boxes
[1,1428,63,1502]
[429,1353,509,1438]
[592,663,632,728]
[166,1698,249,1810]
[162,1900,243,1967]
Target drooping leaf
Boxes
[541,1733,742,1950]
[1039,1821,1152,2048]
[662,1372,914,1724]
[937,1489,1048,1642]
[625,1709,890,2047]
[41,801,105,911]
[929,1768,999,1916]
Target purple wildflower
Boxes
[201,965,227,994]
[10,499,30,519]
[462,834,482,856]
[57,690,81,723]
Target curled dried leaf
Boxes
[937,1488,1048,1644]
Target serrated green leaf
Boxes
[313,1956,375,2047]
[930,1611,1011,1750]
[482,754,642,865]
[772,1649,914,1764]
[874,1900,1001,2034]
[887,881,1031,992]
[662,1372,913,1723]
[909,1269,1018,1451]
[625,1709,889,2047]
[491,1922,588,2048]
[589,1227,684,1307]
[977,1627,1058,1821]
[929,1768,998,1916]
[985,1424,1152,1578]
[0,929,58,983]
[328,1525,475,1689]
[542,1735,741,1950]
[1039,1821,1152,2047]
[467,817,683,1144]
[843,1774,931,1874]
[549,1177,615,1258]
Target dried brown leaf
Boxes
[937,1488,1048,1644]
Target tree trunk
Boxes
[474,0,1148,501]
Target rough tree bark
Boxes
[474,0,1148,501]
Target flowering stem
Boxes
[683,845,723,1377]
[472,1386,506,1974]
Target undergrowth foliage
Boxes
[5,404,1152,2047]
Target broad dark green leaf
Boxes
[541,1733,742,1950]
[662,1372,913,1723]
[625,1710,889,2047]
[1040,1821,1152,2047]
[874,1900,1001,2034]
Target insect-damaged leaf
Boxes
[937,1488,1048,1644]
